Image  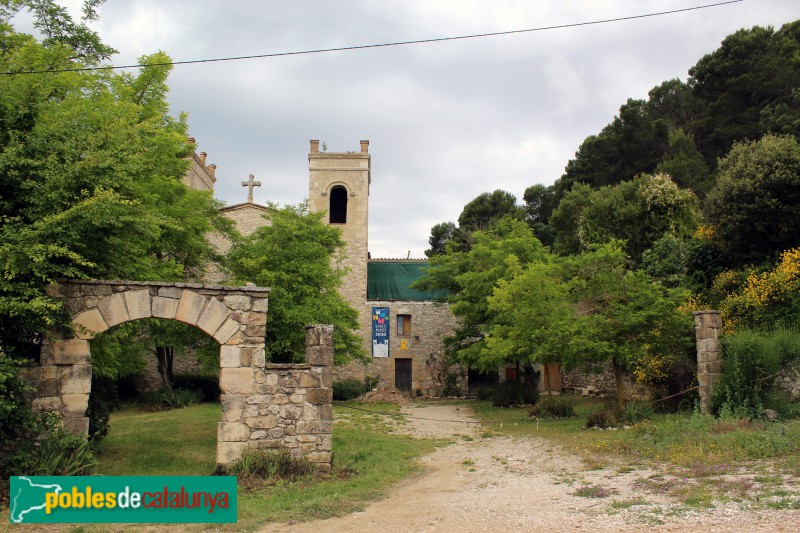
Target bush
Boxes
[136,388,203,411]
[477,386,495,401]
[172,373,220,402]
[332,376,378,401]
[711,328,800,419]
[12,427,97,476]
[587,408,619,429]
[492,381,539,408]
[619,400,655,425]
[86,375,120,443]
[529,398,576,419]
[441,372,461,397]
[218,449,311,480]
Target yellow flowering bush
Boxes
[717,248,800,331]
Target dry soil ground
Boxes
[262,404,800,533]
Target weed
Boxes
[461,458,475,466]
[620,400,655,425]
[573,484,616,498]
[610,496,648,509]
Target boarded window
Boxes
[329,186,348,223]
[397,314,411,337]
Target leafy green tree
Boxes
[486,258,570,394]
[414,217,547,370]
[425,221,459,257]
[706,134,800,266]
[562,244,691,406]
[689,21,800,163]
[457,189,522,233]
[522,184,557,246]
[557,98,671,194]
[424,189,522,257]
[654,129,712,195]
[226,202,364,365]
[549,174,699,264]
[0,2,230,456]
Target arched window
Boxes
[329,186,348,223]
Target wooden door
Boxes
[395,358,412,393]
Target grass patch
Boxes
[96,403,219,476]
[88,401,443,530]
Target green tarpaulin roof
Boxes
[367,261,448,301]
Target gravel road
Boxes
[263,404,800,533]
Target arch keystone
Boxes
[124,289,152,320]
[152,296,179,319]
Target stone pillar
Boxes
[31,337,92,436]
[304,324,334,471]
[694,310,722,415]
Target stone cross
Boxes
[241,174,261,203]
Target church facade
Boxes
[196,139,460,395]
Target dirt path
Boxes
[263,405,799,533]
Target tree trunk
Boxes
[612,357,626,409]
[155,346,173,392]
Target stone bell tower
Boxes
[308,139,370,306]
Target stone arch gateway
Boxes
[27,279,333,470]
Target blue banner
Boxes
[9,476,237,524]
[372,307,390,358]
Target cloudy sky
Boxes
[17,1,800,258]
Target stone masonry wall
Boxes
[218,325,334,470]
[334,300,458,395]
[28,280,334,469]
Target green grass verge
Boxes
[89,401,441,530]
[471,397,800,469]
[95,403,219,476]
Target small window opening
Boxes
[397,314,412,337]
[330,186,348,223]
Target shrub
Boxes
[619,400,655,425]
[477,386,495,401]
[441,372,461,397]
[711,328,800,419]
[172,373,220,402]
[218,449,312,480]
[86,375,120,443]
[587,408,619,429]
[492,381,539,408]
[333,378,366,401]
[12,428,97,476]
[529,398,576,419]
[332,376,378,401]
[136,388,203,411]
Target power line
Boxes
[2,0,744,76]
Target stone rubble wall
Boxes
[217,325,334,470]
[561,363,650,400]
